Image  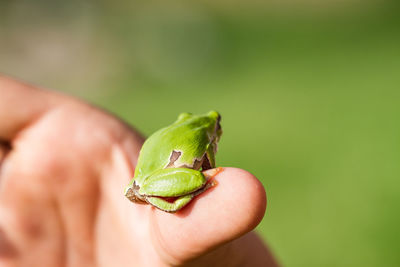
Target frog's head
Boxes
[177,110,222,141]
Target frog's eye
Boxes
[177,112,192,121]
[207,111,220,122]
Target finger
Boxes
[151,167,267,265]
[0,76,60,141]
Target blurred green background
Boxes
[1,0,400,266]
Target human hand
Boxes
[0,76,278,266]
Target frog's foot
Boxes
[124,181,147,204]
[146,194,194,213]
[201,167,223,190]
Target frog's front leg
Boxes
[139,168,212,212]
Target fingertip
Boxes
[152,167,267,263]
[211,167,267,231]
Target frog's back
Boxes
[134,114,217,179]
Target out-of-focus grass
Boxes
[1,2,400,266]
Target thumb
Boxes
[150,167,267,265]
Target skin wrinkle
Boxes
[0,139,10,157]
[0,227,18,258]
[0,80,58,141]
[47,198,67,267]
[52,133,99,265]
[149,210,178,267]
[0,142,11,182]
[13,104,54,142]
